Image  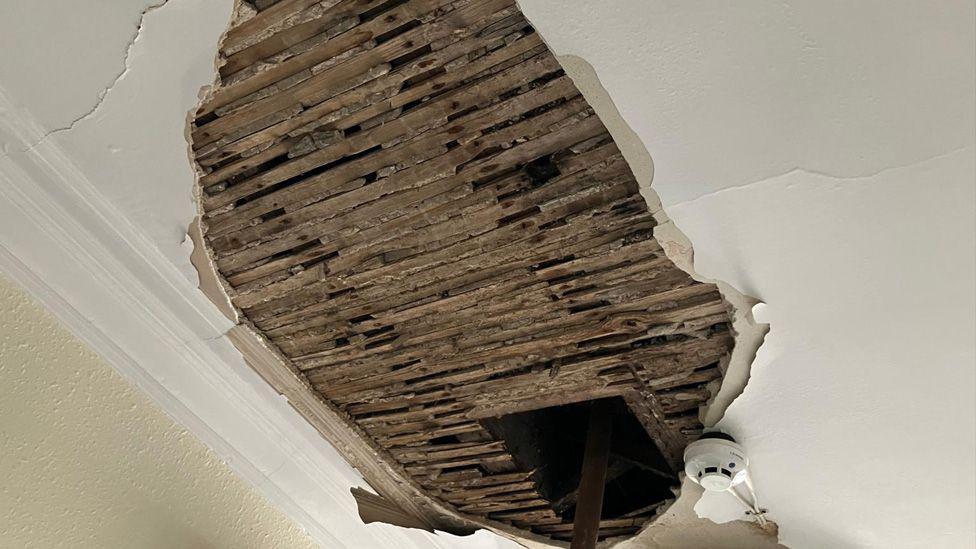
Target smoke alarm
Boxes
[683,432,749,492]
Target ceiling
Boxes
[1,1,973,548]
[517,0,975,547]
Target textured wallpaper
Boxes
[0,275,318,549]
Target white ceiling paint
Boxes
[0,0,220,277]
[517,1,975,548]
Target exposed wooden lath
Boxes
[191,0,734,544]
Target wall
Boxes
[517,1,976,548]
[0,273,318,549]
[2,1,973,547]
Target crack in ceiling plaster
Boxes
[19,0,173,154]
[666,145,974,211]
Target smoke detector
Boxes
[683,432,749,492]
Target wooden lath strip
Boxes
[242,201,648,325]
[202,24,546,167]
[205,69,578,243]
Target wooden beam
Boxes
[570,399,613,549]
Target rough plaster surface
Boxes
[0,274,318,549]
[518,1,976,548]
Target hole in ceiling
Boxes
[481,397,678,540]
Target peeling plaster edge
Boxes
[184,0,247,327]
[520,29,775,539]
[543,52,768,438]
[668,145,974,212]
[650,223,768,428]
[188,215,238,323]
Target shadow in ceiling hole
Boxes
[481,397,678,523]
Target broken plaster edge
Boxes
[183,0,246,326]
[547,52,769,435]
[542,52,776,541]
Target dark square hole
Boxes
[480,397,678,522]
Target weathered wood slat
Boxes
[242,199,647,325]
[261,215,650,339]
[222,0,326,56]
[202,22,546,167]
[309,287,726,385]
[205,62,573,245]
[204,69,576,235]
[333,335,729,419]
[444,481,538,501]
[221,0,388,77]
[209,0,466,115]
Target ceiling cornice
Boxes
[0,87,465,549]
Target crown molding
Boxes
[0,87,467,549]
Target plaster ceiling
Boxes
[0,1,972,548]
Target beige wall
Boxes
[0,275,318,549]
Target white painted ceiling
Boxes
[1,1,973,548]
[518,1,975,547]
